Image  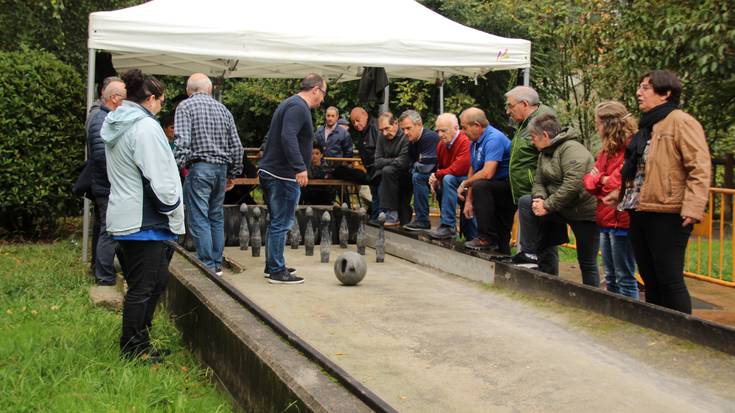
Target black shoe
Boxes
[403,221,431,231]
[268,271,304,284]
[264,267,295,278]
[428,225,455,239]
[215,267,223,277]
[464,238,495,250]
[95,280,116,286]
[511,252,538,264]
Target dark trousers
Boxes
[471,179,516,254]
[117,240,172,355]
[93,197,118,285]
[629,211,692,314]
[379,165,413,225]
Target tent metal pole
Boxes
[523,67,530,86]
[82,48,96,264]
[379,85,389,114]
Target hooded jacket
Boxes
[532,127,597,222]
[101,101,185,236]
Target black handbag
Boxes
[72,160,93,199]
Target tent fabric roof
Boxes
[88,0,530,81]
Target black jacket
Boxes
[86,105,111,198]
[353,116,379,177]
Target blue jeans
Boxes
[600,231,639,299]
[184,162,227,271]
[260,173,300,275]
[412,170,431,225]
[437,174,477,240]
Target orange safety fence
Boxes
[510,188,735,288]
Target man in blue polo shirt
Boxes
[457,108,514,253]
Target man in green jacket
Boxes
[504,86,555,263]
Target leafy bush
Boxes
[0,50,85,236]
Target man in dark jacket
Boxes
[350,107,381,219]
[374,112,411,226]
[315,106,353,158]
[259,73,327,284]
[399,110,439,231]
[86,77,126,286]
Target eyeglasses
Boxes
[316,86,327,96]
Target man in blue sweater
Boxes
[259,73,327,284]
[399,110,440,231]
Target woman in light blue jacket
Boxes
[101,69,184,361]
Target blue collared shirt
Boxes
[470,125,511,180]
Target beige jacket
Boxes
[637,109,711,220]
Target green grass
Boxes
[685,236,733,282]
[0,240,234,412]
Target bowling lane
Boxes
[223,246,735,413]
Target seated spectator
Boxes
[161,114,176,150]
[457,108,514,253]
[374,112,411,226]
[315,106,353,158]
[337,118,351,132]
[399,110,440,231]
[300,143,337,205]
[583,101,639,299]
[223,157,258,205]
[518,113,599,286]
[349,107,381,219]
[427,113,476,240]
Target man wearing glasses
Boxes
[174,73,244,276]
[503,86,555,263]
[259,74,327,284]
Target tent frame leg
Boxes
[523,67,530,86]
[82,48,96,264]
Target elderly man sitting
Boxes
[398,110,439,231]
[374,112,411,226]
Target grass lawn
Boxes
[685,236,733,282]
[0,239,234,412]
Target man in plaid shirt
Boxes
[174,73,243,275]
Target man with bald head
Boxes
[457,108,513,253]
[350,106,381,219]
[174,73,243,275]
[87,76,127,286]
[427,113,475,240]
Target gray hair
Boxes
[186,74,212,94]
[527,113,562,138]
[101,77,124,100]
[504,86,540,106]
[326,106,339,115]
[398,109,422,125]
[300,73,325,91]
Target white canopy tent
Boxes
[83,0,531,261]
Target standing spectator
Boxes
[583,101,639,299]
[101,69,184,361]
[399,110,440,231]
[350,107,381,219]
[611,70,711,313]
[519,113,599,286]
[457,108,513,252]
[259,73,327,284]
[315,106,353,158]
[174,73,244,276]
[504,86,556,263]
[87,76,126,286]
[374,112,411,226]
[427,113,476,240]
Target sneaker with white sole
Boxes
[263,267,296,278]
[268,271,304,284]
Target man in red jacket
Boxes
[427,113,476,240]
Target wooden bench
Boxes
[231,177,362,206]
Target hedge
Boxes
[0,50,85,236]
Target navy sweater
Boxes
[259,95,313,179]
[408,128,440,174]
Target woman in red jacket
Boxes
[583,101,639,299]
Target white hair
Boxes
[435,112,458,128]
[186,74,213,94]
[504,86,540,106]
